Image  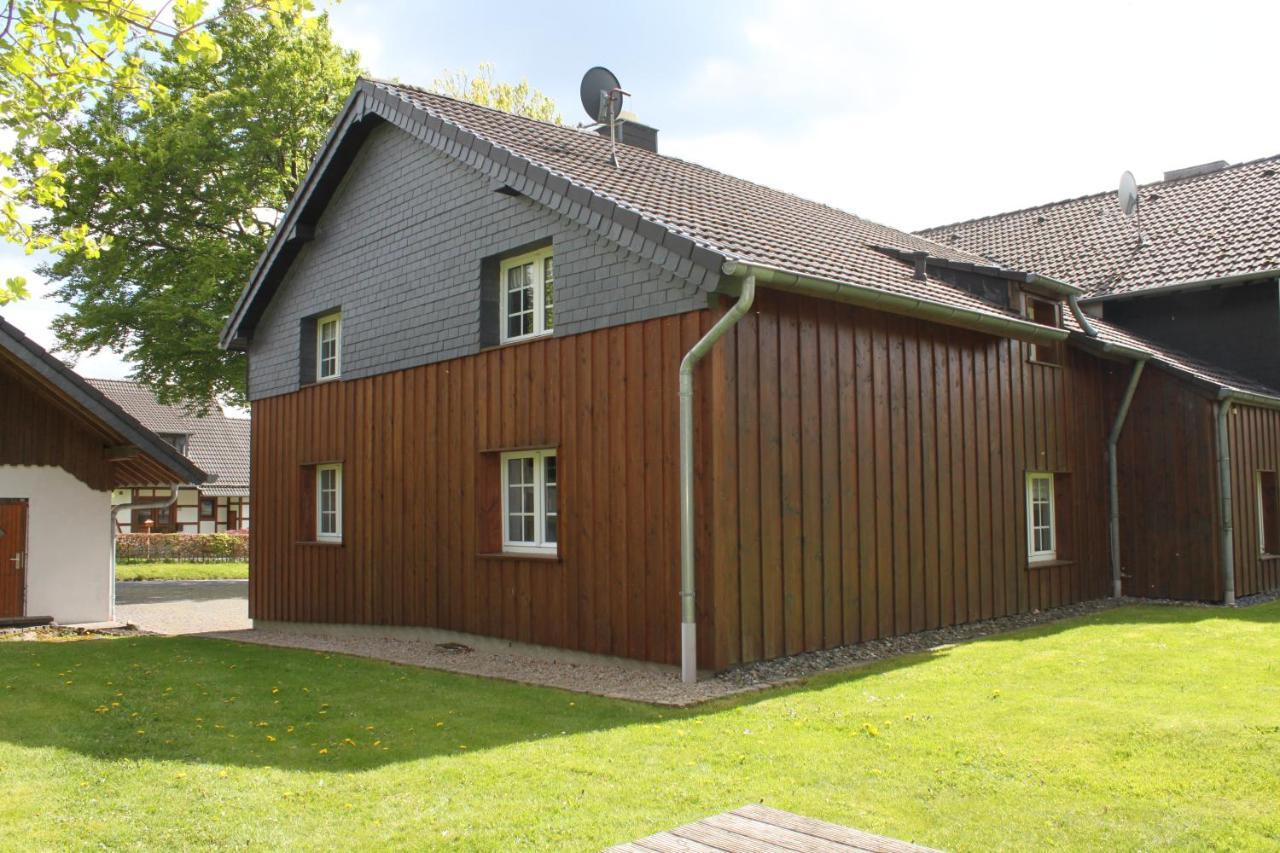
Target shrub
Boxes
[115,531,249,563]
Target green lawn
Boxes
[115,561,248,581]
[1,604,1278,850]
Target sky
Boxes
[7,0,1280,381]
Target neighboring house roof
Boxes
[0,315,206,486]
[222,78,1068,351]
[918,155,1280,300]
[86,379,249,495]
[1066,311,1280,404]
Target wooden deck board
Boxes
[605,805,941,853]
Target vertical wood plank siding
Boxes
[249,312,715,666]
[707,290,1121,668]
[1113,367,1221,601]
[1227,404,1280,598]
[251,290,1276,669]
[0,367,115,491]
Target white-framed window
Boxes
[1026,472,1056,562]
[316,463,342,542]
[499,247,554,343]
[316,312,342,381]
[500,449,557,553]
[1257,470,1278,555]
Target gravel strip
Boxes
[202,596,1235,706]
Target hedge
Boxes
[115,531,248,563]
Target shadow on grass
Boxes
[0,635,665,773]
[1,599,1275,772]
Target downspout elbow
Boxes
[1068,295,1100,338]
[678,273,756,684]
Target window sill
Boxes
[300,378,344,390]
[477,551,562,564]
[489,330,554,350]
[1260,553,1280,561]
[1026,358,1062,369]
[299,540,344,547]
[1027,558,1073,570]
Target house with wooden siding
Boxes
[221,78,1280,680]
[87,379,251,534]
[0,317,205,625]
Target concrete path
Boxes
[115,580,250,635]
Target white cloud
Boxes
[666,0,1280,230]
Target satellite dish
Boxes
[580,66,623,124]
[1118,170,1139,218]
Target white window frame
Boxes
[500,448,557,554]
[316,312,342,381]
[1026,471,1056,562]
[1256,470,1277,555]
[316,463,343,543]
[499,247,554,344]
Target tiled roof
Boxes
[918,156,1280,299]
[223,77,1069,348]
[372,80,1036,322]
[86,379,249,492]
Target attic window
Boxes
[1024,294,1062,365]
[500,247,554,343]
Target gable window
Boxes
[1257,471,1278,555]
[500,248,554,343]
[501,449,557,553]
[316,463,342,542]
[316,312,342,380]
[1026,472,1056,562]
[1024,294,1062,365]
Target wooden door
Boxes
[0,501,27,617]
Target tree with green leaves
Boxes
[30,4,359,406]
[433,62,561,124]
[0,0,309,304]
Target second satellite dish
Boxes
[580,66,623,124]
[1118,170,1139,218]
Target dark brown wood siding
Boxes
[250,289,1274,669]
[0,365,115,491]
[705,290,1124,668]
[1227,404,1280,598]
[1113,367,1222,601]
[249,312,716,666]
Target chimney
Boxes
[1163,160,1228,182]
[595,111,658,153]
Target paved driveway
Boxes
[115,580,250,635]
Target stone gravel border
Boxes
[201,595,1261,706]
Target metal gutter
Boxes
[1215,401,1236,606]
[1107,358,1147,597]
[1024,272,1084,298]
[1081,269,1280,304]
[678,273,756,684]
[720,261,1068,345]
[1218,387,1280,412]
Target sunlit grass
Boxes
[1,603,1278,849]
[115,561,248,581]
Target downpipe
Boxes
[679,273,756,684]
[1216,401,1236,606]
[1107,359,1146,598]
[109,487,181,622]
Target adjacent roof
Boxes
[222,78,1066,349]
[919,155,1280,300]
[1065,311,1280,404]
[87,379,249,494]
[0,316,206,487]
